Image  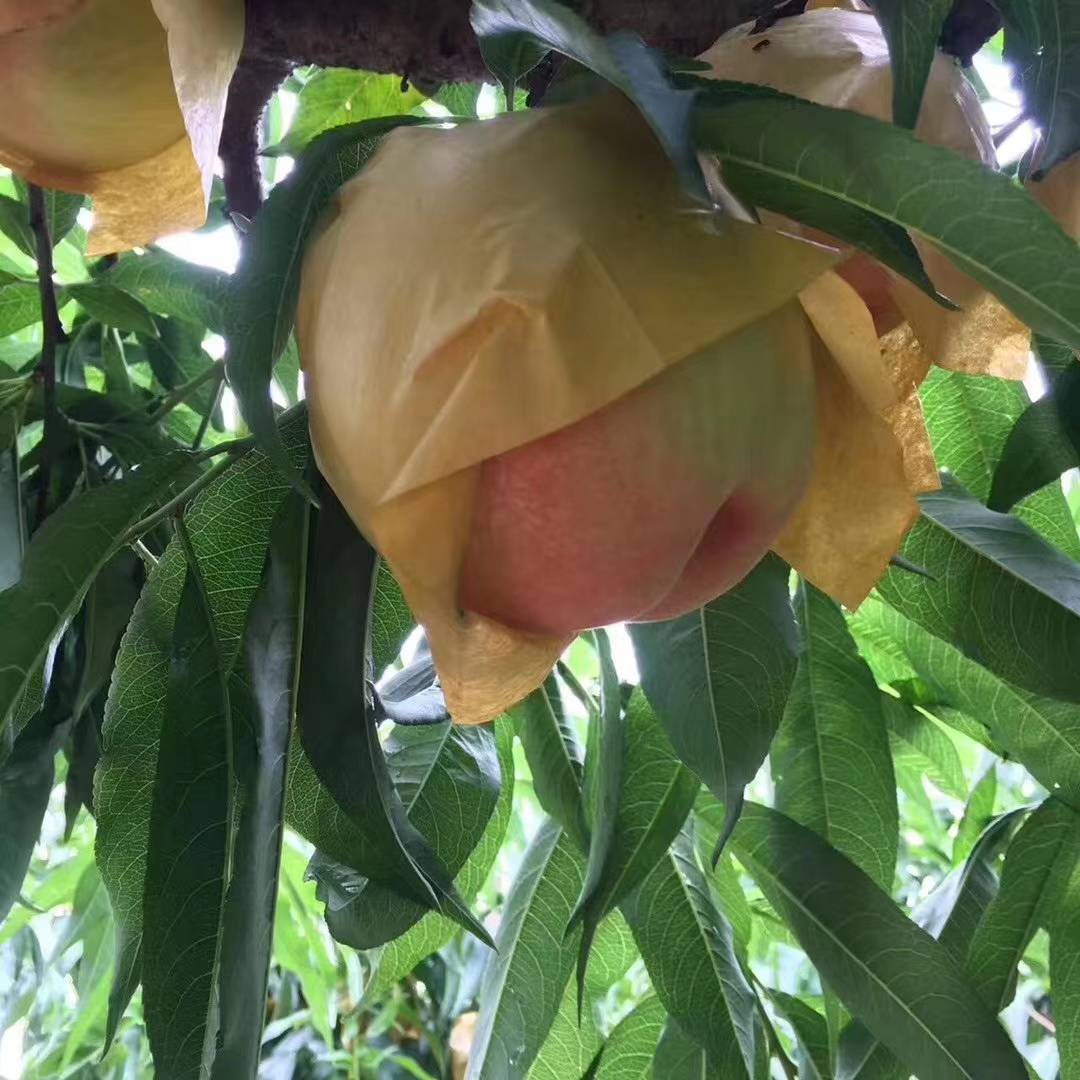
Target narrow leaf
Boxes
[774,583,898,890]
[297,479,487,941]
[211,493,308,1078]
[468,822,583,1080]
[106,251,228,333]
[470,0,707,200]
[630,552,798,846]
[967,798,1080,1013]
[623,825,758,1077]
[695,90,1080,346]
[141,542,232,1079]
[733,802,1028,1080]
[0,452,194,737]
[873,0,954,128]
[512,675,586,847]
[877,477,1080,706]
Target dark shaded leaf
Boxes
[96,415,310,1047]
[877,477,1080,706]
[0,452,194,738]
[774,582,897,890]
[989,362,1080,513]
[0,707,69,923]
[312,719,501,948]
[998,0,1080,175]
[512,675,586,847]
[1045,814,1080,1075]
[630,552,798,847]
[694,89,1080,345]
[570,629,627,987]
[653,1017,722,1079]
[572,689,698,947]
[767,992,830,1080]
[921,366,1080,557]
[141,541,233,1078]
[10,179,83,247]
[297,480,487,941]
[66,283,158,337]
[0,195,34,258]
[361,717,515,1000]
[470,0,707,200]
[873,0,954,127]
[623,825,758,1077]
[967,798,1080,1013]
[227,115,438,494]
[212,493,308,1078]
[733,802,1028,1080]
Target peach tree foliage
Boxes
[1,1,1080,1078]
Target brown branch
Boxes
[27,185,68,528]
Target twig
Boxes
[28,184,69,527]
[993,110,1030,149]
[191,374,226,452]
[120,455,237,545]
[147,362,225,423]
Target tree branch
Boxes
[27,185,68,528]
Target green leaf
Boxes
[468,821,583,1079]
[312,719,501,948]
[877,477,1080,705]
[920,366,1080,557]
[623,825,759,1077]
[767,992,830,1080]
[361,717,515,1001]
[773,583,897,891]
[66,283,158,337]
[692,793,754,958]
[0,194,34,259]
[212,493,307,1079]
[512,675,586,847]
[653,1017,722,1078]
[998,0,1080,176]
[0,707,68,923]
[96,417,309,1047]
[106,251,228,333]
[873,0,954,127]
[269,69,427,155]
[1047,822,1080,1076]
[881,695,967,802]
[528,915,637,1080]
[953,761,998,864]
[0,452,193,738]
[629,553,798,847]
[10,179,83,248]
[569,629,627,984]
[694,90,1080,347]
[989,364,1080,514]
[528,975,602,1080]
[470,0,707,201]
[572,689,698,948]
[732,802,1028,1080]
[967,798,1080,1013]
[0,274,45,337]
[141,538,233,1079]
[592,994,666,1080]
[226,115,437,495]
[862,594,1080,809]
[0,445,22,594]
[297,480,487,941]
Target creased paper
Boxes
[0,0,243,253]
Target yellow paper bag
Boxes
[298,95,836,723]
[0,0,243,253]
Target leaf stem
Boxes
[121,455,236,544]
[148,362,225,424]
[191,375,226,452]
[28,184,68,528]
